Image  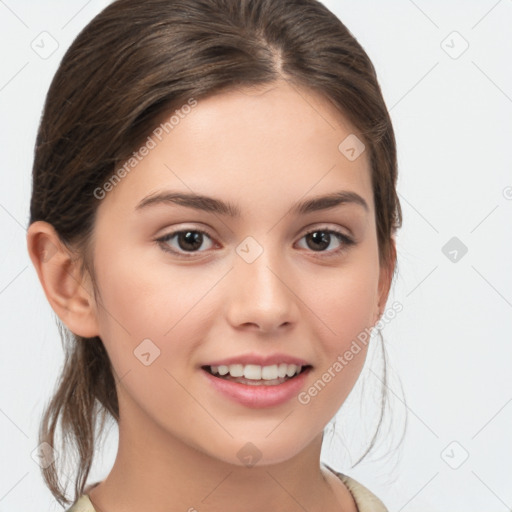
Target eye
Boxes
[156,229,216,257]
[296,227,355,257]
[155,226,355,259]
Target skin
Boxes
[27,79,394,512]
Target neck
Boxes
[87,398,341,512]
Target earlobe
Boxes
[26,221,100,338]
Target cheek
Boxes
[297,267,378,420]
[91,248,213,424]
[326,275,377,338]
[302,252,380,403]
[310,258,379,339]
[92,245,216,373]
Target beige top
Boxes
[66,465,388,512]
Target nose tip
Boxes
[227,244,297,332]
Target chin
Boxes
[218,436,311,469]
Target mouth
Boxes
[201,364,313,386]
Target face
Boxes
[88,80,389,466]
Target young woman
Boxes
[26,0,402,510]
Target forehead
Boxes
[97,80,373,218]
[174,80,360,157]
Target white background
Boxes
[0,1,511,511]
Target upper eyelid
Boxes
[157,223,352,241]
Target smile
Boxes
[204,363,308,382]
[201,365,313,408]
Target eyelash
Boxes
[155,226,355,259]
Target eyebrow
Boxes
[135,190,369,217]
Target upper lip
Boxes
[202,353,312,368]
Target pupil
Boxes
[179,231,202,251]
[308,231,329,251]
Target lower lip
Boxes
[201,367,312,408]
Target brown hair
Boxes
[28,0,402,506]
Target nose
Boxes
[225,242,298,334]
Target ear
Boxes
[373,236,397,325]
[26,220,100,338]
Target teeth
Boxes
[227,364,244,377]
[261,364,278,379]
[286,364,298,377]
[209,363,303,380]
[217,365,229,376]
[244,365,261,380]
